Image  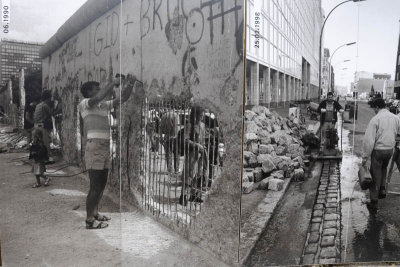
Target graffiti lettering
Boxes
[94,22,104,56]
[111,12,120,46]
[93,12,119,56]
[124,14,134,35]
[185,8,204,45]
[141,0,151,39]
[153,0,163,31]
[166,0,179,22]
[201,0,241,45]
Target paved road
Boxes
[243,163,321,266]
[341,101,400,263]
[0,150,228,267]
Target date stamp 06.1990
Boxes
[254,11,260,49]
[2,0,10,34]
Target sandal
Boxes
[94,214,111,221]
[32,183,41,188]
[44,177,51,186]
[86,220,109,229]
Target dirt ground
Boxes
[0,151,229,267]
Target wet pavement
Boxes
[340,113,400,263]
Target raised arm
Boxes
[88,81,114,108]
[112,74,137,107]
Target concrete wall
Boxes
[41,0,244,264]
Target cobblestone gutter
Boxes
[301,160,342,264]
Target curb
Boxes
[239,177,292,265]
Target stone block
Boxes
[242,171,253,183]
[323,228,337,236]
[320,247,337,259]
[245,133,258,142]
[292,168,305,180]
[245,110,257,121]
[259,144,274,154]
[247,142,259,155]
[259,154,276,173]
[313,210,323,217]
[268,178,284,191]
[323,221,337,229]
[253,167,264,182]
[271,170,285,179]
[302,254,315,265]
[327,198,337,203]
[242,182,255,194]
[275,145,287,156]
[316,199,325,204]
[312,217,322,223]
[310,223,320,232]
[304,243,318,254]
[324,214,338,221]
[326,203,338,208]
[325,208,336,214]
[259,177,272,190]
[319,259,336,264]
[308,232,319,243]
[321,236,335,247]
[314,204,324,210]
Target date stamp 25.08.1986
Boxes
[2,0,10,34]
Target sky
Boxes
[0,0,87,42]
[0,0,399,90]
[321,0,400,89]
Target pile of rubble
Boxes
[0,126,27,152]
[242,106,309,194]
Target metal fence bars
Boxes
[139,98,225,225]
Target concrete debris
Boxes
[243,106,311,194]
[268,178,285,191]
[242,182,255,194]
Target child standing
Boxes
[29,128,50,188]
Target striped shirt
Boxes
[78,98,113,140]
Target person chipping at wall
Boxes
[29,128,50,188]
[78,74,136,229]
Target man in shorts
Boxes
[78,74,136,229]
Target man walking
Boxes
[33,90,53,156]
[78,74,136,229]
[362,98,400,213]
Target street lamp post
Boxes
[328,41,356,92]
[318,0,366,102]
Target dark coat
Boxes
[318,100,343,124]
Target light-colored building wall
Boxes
[246,0,323,106]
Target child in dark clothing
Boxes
[29,128,50,188]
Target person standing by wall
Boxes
[78,75,136,229]
[24,99,38,145]
[362,98,400,213]
[33,90,53,157]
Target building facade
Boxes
[0,39,42,87]
[322,48,331,96]
[352,74,394,99]
[246,0,323,107]
[395,23,400,97]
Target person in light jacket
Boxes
[362,98,400,213]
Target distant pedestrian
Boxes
[362,98,400,213]
[33,90,53,156]
[78,74,136,229]
[29,128,50,188]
